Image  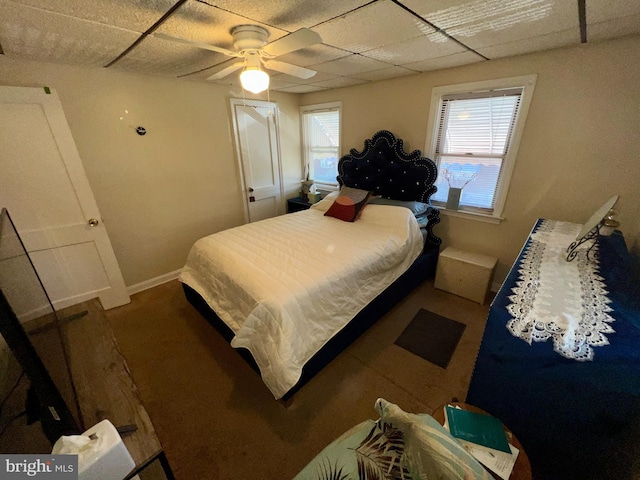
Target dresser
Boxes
[466,219,640,480]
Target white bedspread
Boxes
[179,200,423,399]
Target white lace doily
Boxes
[506,219,615,361]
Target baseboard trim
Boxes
[51,291,105,313]
[127,269,181,296]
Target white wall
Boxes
[3,35,639,290]
[0,57,302,286]
[302,35,640,282]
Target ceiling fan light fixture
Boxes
[164,25,321,89]
[240,67,270,94]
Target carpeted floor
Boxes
[104,279,490,480]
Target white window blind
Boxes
[433,88,523,214]
[302,107,340,185]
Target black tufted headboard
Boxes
[337,130,438,203]
[337,130,441,246]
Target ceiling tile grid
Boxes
[270,70,341,86]
[310,53,394,76]
[587,0,640,23]
[203,0,372,32]
[310,75,370,90]
[1,0,639,92]
[404,0,579,52]
[588,12,640,42]
[8,0,176,32]
[112,35,226,76]
[278,83,331,93]
[313,0,437,54]
[271,44,351,68]
[476,27,580,60]
[355,65,418,82]
[155,1,289,48]
[0,1,141,66]
[360,32,467,65]
[404,50,484,72]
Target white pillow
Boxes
[309,190,340,212]
[368,197,429,216]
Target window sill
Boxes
[438,208,504,224]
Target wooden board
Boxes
[61,300,163,469]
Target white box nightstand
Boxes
[435,247,497,305]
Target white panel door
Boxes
[0,86,129,310]
[230,99,283,223]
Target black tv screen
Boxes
[0,208,82,451]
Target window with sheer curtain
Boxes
[426,76,537,219]
[301,102,341,187]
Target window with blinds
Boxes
[301,103,341,186]
[432,88,523,215]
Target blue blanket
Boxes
[467,222,640,479]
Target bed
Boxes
[179,130,441,400]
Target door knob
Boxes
[248,187,254,192]
[88,218,99,227]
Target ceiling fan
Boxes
[156,25,322,93]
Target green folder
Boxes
[445,406,511,453]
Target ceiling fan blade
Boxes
[154,33,240,57]
[262,28,321,57]
[263,60,317,79]
[206,62,245,81]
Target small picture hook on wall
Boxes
[136,126,147,136]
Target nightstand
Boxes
[287,196,312,213]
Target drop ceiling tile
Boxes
[112,35,227,76]
[207,0,371,31]
[403,0,578,50]
[278,84,330,93]
[269,70,339,85]
[190,70,245,91]
[3,0,639,91]
[476,28,579,59]
[312,76,369,89]
[404,50,484,71]
[587,0,640,23]
[354,65,418,82]
[8,0,175,32]
[586,0,640,44]
[0,1,140,66]
[206,76,241,89]
[155,1,288,49]
[362,32,466,65]
[312,54,393,76]
[269,74,329,91]
[275,44,351,67]
[227,89,272,100]
[178,57,241,81]
[314,0,437,54]
[265,77,300,89]
[588,13,640,42]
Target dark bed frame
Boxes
[182,130,441,401]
